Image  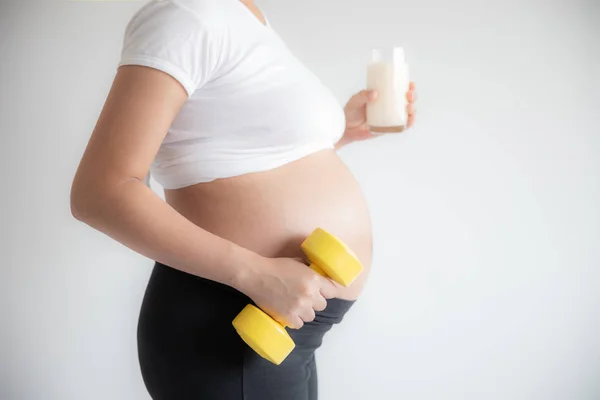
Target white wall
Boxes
[1,0,599,399]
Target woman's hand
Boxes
[240,256,338,329]
[336,82,417,149]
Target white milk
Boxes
[367,47,410,133]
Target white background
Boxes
[1,0,599,399]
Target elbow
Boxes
[70,176,104,223]
[70,181,89,222]
[70,174,133,222]
[70,200,85,223]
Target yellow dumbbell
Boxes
[232,228,363,365]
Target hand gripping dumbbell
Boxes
[232,228,363,365]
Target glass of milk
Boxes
[367,47,410,133]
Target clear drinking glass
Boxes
[366,47,410,133]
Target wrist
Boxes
[335,135,351,150]
[227,244,269,297]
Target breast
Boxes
[152,22,347,189]
[165,150,373,299]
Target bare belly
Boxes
[164,150,372,300]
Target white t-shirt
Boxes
[119,0,346,189]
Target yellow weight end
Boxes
[301,228,363,287]
[232,304,295,365]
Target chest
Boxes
[169,25,346,147]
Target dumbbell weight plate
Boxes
[232,304,295,365]
[301,228,363,287]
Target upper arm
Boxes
[73,1,221,191]
[74,65,188,189]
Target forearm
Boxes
[71,178,260,294]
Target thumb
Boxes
[348,89,377,108]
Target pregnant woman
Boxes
[70,0,417,399]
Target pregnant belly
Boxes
[164,149,373,300]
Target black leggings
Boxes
[137,262,354,400]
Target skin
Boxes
[70,2,417,330]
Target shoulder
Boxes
[119,0,230,96]
[126,0,227,31]
[170,0,224,17]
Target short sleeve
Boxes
[119,1,220,97]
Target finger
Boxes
[407,114,415,129]
[313,295,327,312]
[407,103,415,115]
[409,81,415,91]
[407,90,417,103]
[300,307,316,323]
[287,316,304,330]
